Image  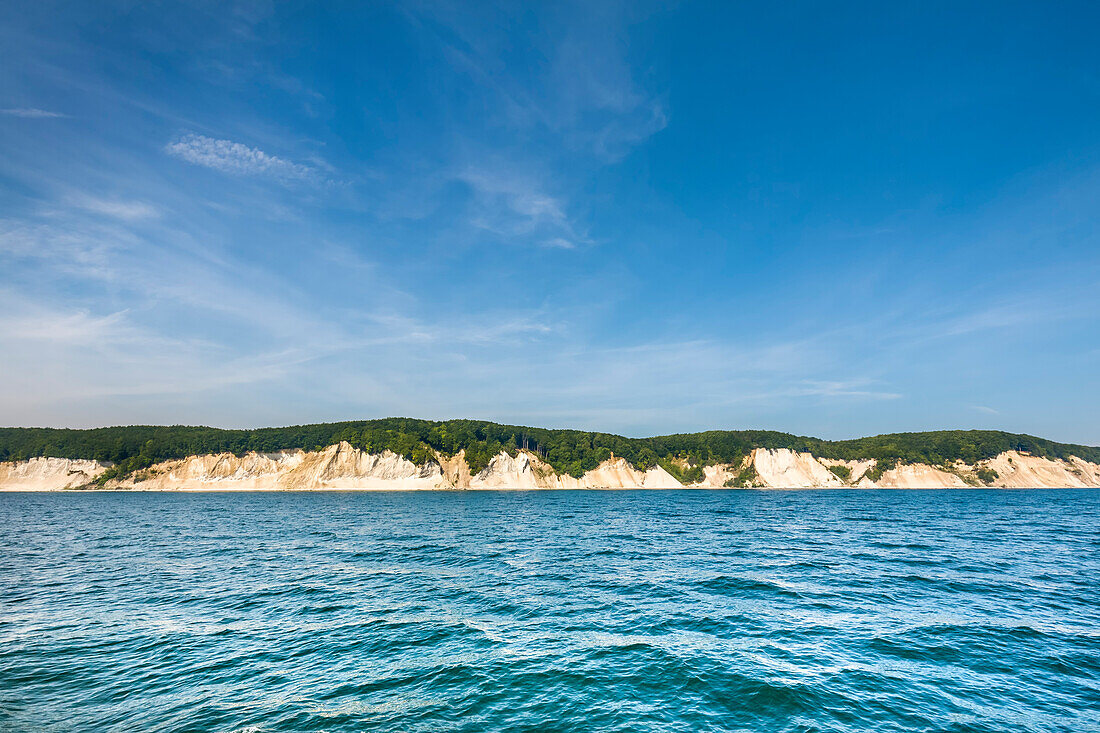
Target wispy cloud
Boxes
[1,107,66,118]
[900,296,1092,345]
[543,237,577,249]
[411,2,667,160]
[456,165,589,248]
[939,301,1057,337]
[789,380,902,400]
[387,3,664,249]
[0,305,129,345]
[0,295,314,409]
[67,194,160,221]
[458,167,566,229]
[165,133,313,180]
[550,32,669,161]
[0,220,126,280]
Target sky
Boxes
[1,1,1099,443]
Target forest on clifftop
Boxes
[2,419,1098,485]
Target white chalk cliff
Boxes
[1,444,1098,490]
[0,457,110,490]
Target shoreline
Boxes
[2,485,1095,493]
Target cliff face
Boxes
[753,449,846,488]
[2,444,1099,490]
[113,442,443,490]
[0,457,110,490]
[984,450,1100,488]
[104,443,682,490]
[468,451,681,489]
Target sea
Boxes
[1,489,1097,732]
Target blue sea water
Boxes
[1,490,1098,733]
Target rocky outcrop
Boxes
[2,445,1098,490]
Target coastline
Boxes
[3,444,1099,491]
[2,486,1095,492]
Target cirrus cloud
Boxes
[1,107,67,118]
[166,133,313,180]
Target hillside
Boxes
[1,419,1098,487]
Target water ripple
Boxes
[1,489,1098,732]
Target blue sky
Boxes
[2,1,1099,442]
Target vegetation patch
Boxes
[660,458,705,485]
[725,464,760,488]
[827,465,852,482]
[974,467,999,485]
[863,459,896,483]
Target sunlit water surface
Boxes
[1,490,1098,732]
